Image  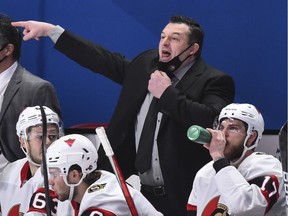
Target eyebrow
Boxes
[47,129,58,132]
[162,31,181,36]
[220,123,243,127]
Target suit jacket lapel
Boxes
[159,58,205,130]
[175,58,204,92]
[0,65,22,124]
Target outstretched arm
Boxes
[11,21,56,41]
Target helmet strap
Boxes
[21,139,41,167]
[230,129,255,166]
[63,172,87,200]
[68,185,75,201]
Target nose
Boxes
[162,38,170,46]
[48,177,54,186]
[221,127,229,136]
[46,137,53,146]
[160,36,169,47]
[46,135,57,145]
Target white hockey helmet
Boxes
[46,134,98,186]
[218,103,264,148]
[16,106,60,139]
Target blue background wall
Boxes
[1,0,287,130]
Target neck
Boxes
[73,182,88,203]
[29,163,40,176]
[179,55,195,69]
[0,58,16,73]
[231,150,253,168]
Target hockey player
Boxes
[187,103,287,215]
[0,106,60,216]
[39,134,163,216]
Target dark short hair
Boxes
[0,13,22,60]
[170,16,204,58]
[69,164,100,186]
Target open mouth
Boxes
[161,50,171,61]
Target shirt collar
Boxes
[173,61,195,81]
[0,61,18,84]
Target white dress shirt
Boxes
[135,62,194,186]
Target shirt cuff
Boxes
[48,25,65,44]
[213,158,230,173]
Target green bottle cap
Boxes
[187,125,212,145]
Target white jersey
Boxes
[24,170,161,216]
[0,158,36,215]
[79,170,163,216]
[187,152,288,216]
[20,167,45,213]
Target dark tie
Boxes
[135,97,159,174]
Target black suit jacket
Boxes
[0,64,61,162]
[55,31,235,215]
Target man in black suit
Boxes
[13,16,235,215]
[0,14,61,173]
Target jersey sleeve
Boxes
[216,165,281,215]
[187,172,199,216]
[248,175,280,214]
[25,187,58,216]
[186,203,197,216]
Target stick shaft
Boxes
[40,106,52,216]
[111,155,139,216]
[96,127,139,216]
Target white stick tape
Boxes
[95,127,114,156]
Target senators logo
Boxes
[88,183,107,193]
[202,196,230,216]
[211,203,230,216]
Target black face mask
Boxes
[157,43,193,78]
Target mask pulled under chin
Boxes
[157,56,182,78]
[157,43,194,78]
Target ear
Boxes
[69,169,82,184]
[190,43,200,55]
[4,44,14,56]
[246,131,258,147]
[19,137,26,148]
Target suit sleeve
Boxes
[54,30,130,85]
[159,72,235,129]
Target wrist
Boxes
[211,153,224,162]
[213,156,224,162]
[213,158,230,173]
[48,25,65,43]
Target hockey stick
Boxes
[39,106,52,216]
[279,121,288,209]
[96,127,139,216]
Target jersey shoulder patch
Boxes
[88,183,107,193]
